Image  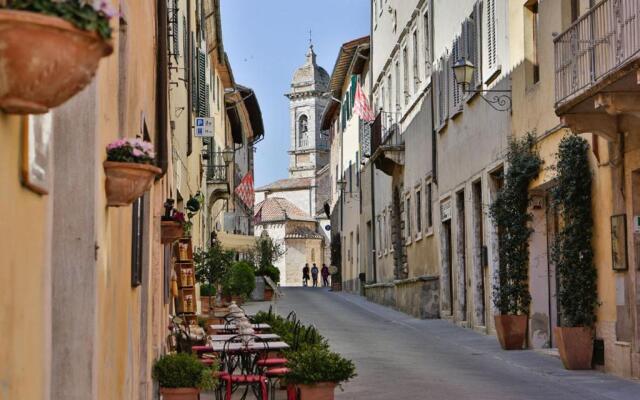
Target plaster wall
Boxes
[0,115,52,400]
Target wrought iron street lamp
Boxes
[452,57,512,112]
[221,148,234,164]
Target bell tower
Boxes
[285,44,330,179]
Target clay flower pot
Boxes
[264,287,274,301]
[158,387,199,400]
[103,161,161,207]
[0,10,113,114]
[297,382,337,400]
[555,326,593,370]
[161,220,184,244]
[494,315,528,350]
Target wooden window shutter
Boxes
[197,49,207,117]
[486,0,498,77]
[183,16,188,82]
[191,34,197,111]
[171,0,179,61]
[474,1,483,89]
[450,38,462,114]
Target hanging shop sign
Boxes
[194,117,214,137]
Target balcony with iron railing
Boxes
[369,111,404,175]
[554,0,640,112]
[205,152,230,201]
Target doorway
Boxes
[442,219,454,316]
[456,190,467,321]
[545,192,560,347]
[472,180,487,326]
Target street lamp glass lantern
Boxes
[452,58,475,87]
[222,148,234,164]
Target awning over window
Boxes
[216,231,256,252]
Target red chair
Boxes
[220,335,269,400]
[265,367,293,400]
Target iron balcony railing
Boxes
[554,0,640,106]
[370,111,403,155]
[205,152,228,184]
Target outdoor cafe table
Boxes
[209,323,271,332]
[209,333,281,342]
[208,340,290,353]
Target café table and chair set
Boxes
[191,312,294,400]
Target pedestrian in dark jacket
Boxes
[302,264,310,287]
[321,264,330,287]
[311,264,319,287]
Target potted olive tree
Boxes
[194,240,234,312]
[286,345,356,400]
[489,134,541,350]
[104,138,161,206]
[551,135,598,370]
[0,0,114,114]
[152,353,217,400]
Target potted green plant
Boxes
[330,235,342,291]
[551,135,598,370]
[182,192,203,237]
[222,261,256,304]
[104,138,161,206]
[198,284,216,314]
[286,345,356,400]
[253,232,284,300]
[152,353,217,400]
[0,0,114,114]
[489,134,541,350]
[194,241,235,312]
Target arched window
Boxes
[298,115,309,147]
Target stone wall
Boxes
[365,276,440,319]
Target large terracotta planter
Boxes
[555,326,593,370]
[161,220,184,244]
[494,315,528,350]
[0,10,113,114]
[264,287,274,301]
[297,382,337,400]
[104,161,161,206]
[159,387,199,400]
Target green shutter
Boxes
[197,49,207,117]
[191,34,197,110]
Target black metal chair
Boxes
[220,334,270,400]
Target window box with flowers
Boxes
[104,138,161,207]
[0,0,115,114]
[161,199,186,244]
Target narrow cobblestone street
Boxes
[241,288,640,400]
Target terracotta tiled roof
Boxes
[285,226,324,240]
[256,177,313,192]
[254,197,315,223]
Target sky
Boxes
[220,0,370,188]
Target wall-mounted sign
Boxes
[441,198,452,222]
[194,117,214,137]
[21,114,52,195]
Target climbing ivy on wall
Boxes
[490,133,542,315]
[330,233,342,281]
[551,135,598,328]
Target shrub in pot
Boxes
[161,199,186,244]
[222,261,256,301]
[0,0,115,114]
[489,134,541,350]
[103,138,161,207]
[286,345,356,400]
[152,353,217,400]
[551,135,598,370]
[194,242,235,313]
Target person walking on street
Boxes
[311,263,319,287]
[302,263,310,287]
[321,264,330,287]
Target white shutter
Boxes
[449,38,462,115]
[485,0,499,80]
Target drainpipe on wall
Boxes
[368,9,377,284]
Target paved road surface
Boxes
[243,287,640,400]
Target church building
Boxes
[254,44,332,286]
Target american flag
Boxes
[353,82,375,123]
[235,172,254,209]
